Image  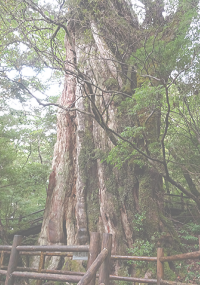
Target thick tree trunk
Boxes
[38,5,167,277]
[41,54,160,251]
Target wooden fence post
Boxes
[0,251,4,269]
[25,254,29,268]
[157,248,164,285]
[98,233,112,285]
[87,232,100,285]
[5,235,23,285]
[36,251,45,285]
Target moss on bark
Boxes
[78,128,100,232]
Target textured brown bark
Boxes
[39,22,163,260]
[39,27,77,248]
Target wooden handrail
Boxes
[0,246,12,251]
[0,269,7,275]
[160,250,200,262]
[1,249,157,261]
[160,280,196,285]
[16,245,89,252]
[0,268,198,285]
[0,250,73,257]
[1,266,85,275]
[111,255,157,261]
[0,249,157,261]
[110,276,197,285]
[12,271,82,282]
[109,275,157,283]
[1,209,45,220]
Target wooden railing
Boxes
[0,209,45,239]
[164,193,193,211]
[0,232,199,285]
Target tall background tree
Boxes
[1,0,200,276]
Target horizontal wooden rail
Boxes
[1,266,85,275]
[39,269,84,275]
[0,250,73,257]
[161,279,196,285]
[111,255,157,261]
[109,275,157,283]
[1,209,45,221]
[0,268,197,285]
[21,251,73,257]
[1,250,157,261]
[1,268,157,284]
[78,248,108,285]
[23,209,44,217]
[109,276,196,285]
[160,250,200,262]
[16,245,89,252]
[20,217,43,225]
[0,246,12,251]
[25,217,43,224]
[12,271,82,282]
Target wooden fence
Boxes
[2,209,45,238]
[0,232,200,285]
[164,193,194,215]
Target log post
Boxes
[98,233,112,285]
[5,235,23,285]
[157,248,164,285]
[77,248,108,285]
[0,251,4,269]
[36,251,45,285]
[25,254,29,268]
[87,232,100,285]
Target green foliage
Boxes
[128,239,154,267]
[174,260,200,284]
[0,0,62,242]
[134,212,146,234]
[0,101,56,242]
[177,222,200,245]
[188,223,200,234]
[123,83,164,115]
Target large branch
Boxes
[164,175,200,208]
[182,170,200,198]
